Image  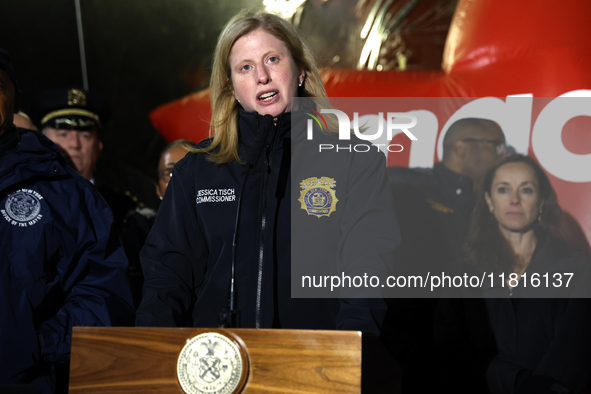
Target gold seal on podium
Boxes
[177,331,248,394]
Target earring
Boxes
[299,79,303,87]
[538,206,543,222]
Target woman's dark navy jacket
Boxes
[137,109,400,334]
[0,128,135,392]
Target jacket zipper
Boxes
[255,119,279,328]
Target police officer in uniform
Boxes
[32,88,157,307]
[383,118,507,393]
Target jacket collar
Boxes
[238,110,292,149]
[0,128,63,189]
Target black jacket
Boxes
[0,128,134,393]
[137,109,399,334]
[381,162,476,392]
[387,162,475,277]
[435,234,591,394]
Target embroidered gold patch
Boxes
[298,177,338,218]
[425,199,454,214]
[67,88,86,106]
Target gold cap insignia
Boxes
[298,177,338,218]
[67,88,87,106]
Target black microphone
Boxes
[219,115,274,328]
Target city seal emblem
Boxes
[177,331,248,394]
[2,189,44,227]
[298,177,338,218]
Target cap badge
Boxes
[67,89,87,106]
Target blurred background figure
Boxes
[435,154,591,394]
[124,139,193,308]
[34,88,105,181]
[388,118,506,275]
[32,88,158,308]
[1,48,134,394]
[155,139,192,200]
[31,87,160,210]
[383,118,506,393]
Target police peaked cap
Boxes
[0,48,19,91]
[32,87,110,131]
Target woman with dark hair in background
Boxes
[435,154,591,394]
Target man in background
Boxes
[390,118,507,265]
[384,118,506,393]
[31,88,159,210]
[32,88,160,307]
[123,139,192,307]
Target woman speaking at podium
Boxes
[136,11,398,335]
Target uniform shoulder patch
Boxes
[2,189,44,227]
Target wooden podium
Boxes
[69,327,399,393]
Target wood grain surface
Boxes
[69,327,362,393]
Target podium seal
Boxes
[177,332,247,394]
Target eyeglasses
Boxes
[158,168,173,184]
[462,138,506,154]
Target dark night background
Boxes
[1,0,264,181]
[1,0,453,192]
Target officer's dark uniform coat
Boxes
[0,128,135,393]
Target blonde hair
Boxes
[193,11,332,164]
